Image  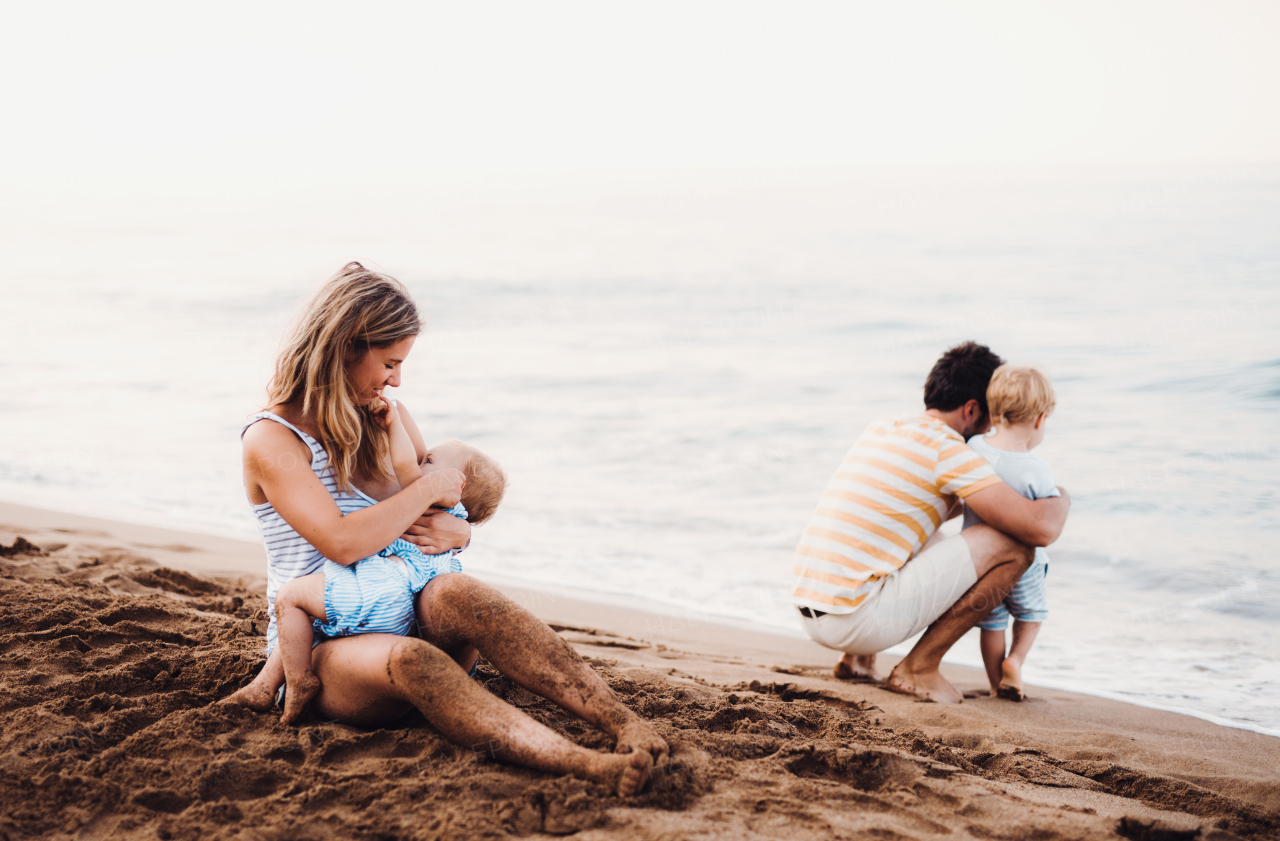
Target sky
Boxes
[1,1,1278,187]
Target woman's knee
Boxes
[387,636,454,685]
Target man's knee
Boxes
[963,524,1034,576]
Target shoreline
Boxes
[3,497,1276,740]
[3,499,1278,839]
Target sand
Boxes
[1,501,1276,841]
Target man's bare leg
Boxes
[886,525,1033,703]
[834,653,878,681]
[309,633,651,796]
[997,620,1041,701]
[416,574,669,765]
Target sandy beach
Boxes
[2,501,1276,841]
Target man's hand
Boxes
[401,510,472,555]
[964,482,1070,547]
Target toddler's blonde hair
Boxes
[986,364,1056,427]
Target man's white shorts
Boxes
[799,533,978,656]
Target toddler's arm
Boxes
[371,397,426,492]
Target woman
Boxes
[223,263,666,796]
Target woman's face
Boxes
[348,335,417,404]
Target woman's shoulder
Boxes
[243,413,314,459]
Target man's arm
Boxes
[962,483,1070,547]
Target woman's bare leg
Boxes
[221,646,285,711]
[415,574,669,764]
[309,634,651,795]
[274,573,328,724]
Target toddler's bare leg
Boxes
[997,620,1041,701]
[979,629,1006,696]
[275,573,329,725]
[221,646,285,711]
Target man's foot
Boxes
[281,672,322,725]
[996,659,1025,701]
[834,653,879,681]
[588,749,653,797]
[219,680,277,713]
[885,661,963,704]
[614,719,670,766]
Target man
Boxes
[792,342,1070,703]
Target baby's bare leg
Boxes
[275,573,329,725]
[997,620,1041,701]
[979,628,1006,696]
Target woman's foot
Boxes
[996,658,1025,701]
[220,679,277,713]
[281,672,322,725]
[834,653,878,681]
[587,749,653,797]
[614,719,669,766]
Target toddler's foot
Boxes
[996,659,1025,701]
[220,679,277,713]
[281,672,322,725]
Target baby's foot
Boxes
[220,680,277,713]
[589,749,653,797]
[614,719,669,766]
[996,659,1025,702]
[281,672,322,725]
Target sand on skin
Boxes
[1,501,1277,840]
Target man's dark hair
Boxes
[923,341,1005,420]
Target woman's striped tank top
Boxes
[241,411,377,654]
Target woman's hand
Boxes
[401,510,472,555]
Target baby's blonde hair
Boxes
[986,364,1056,427]
[447,439,507,526]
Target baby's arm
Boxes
[371,397,425,492]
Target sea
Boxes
[1,164,1277,735]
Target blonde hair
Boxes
[267,262,421,491]
[986,364,1056,427]
[447,439,507,526]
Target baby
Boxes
[258,400,505,724]
[962,364,1059,702]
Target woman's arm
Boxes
[243,421,464,565]
[393,401,472,554]
[396,401,430,466]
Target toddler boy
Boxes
[963,364,1059,701]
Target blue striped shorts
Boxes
[314,536,464,640]
[979,561,1048,630]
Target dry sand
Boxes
[1,501,1276,840]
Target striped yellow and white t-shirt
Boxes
[793,414,1002,613]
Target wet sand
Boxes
[2,501,1276,840]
